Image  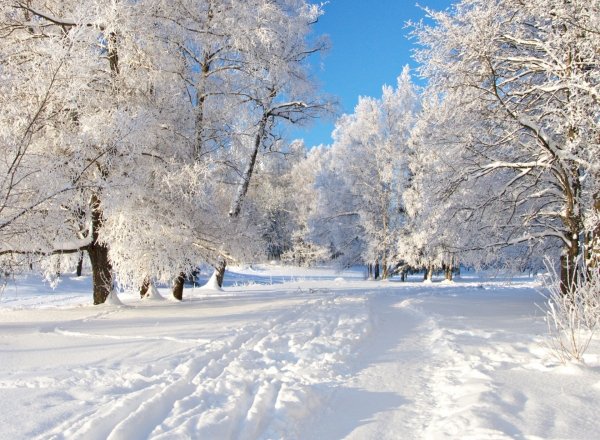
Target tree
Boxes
[312,68,419,278]
[412,0,600,292]
[1,1,202,303]
[0,12,89,274]
[1,0,331,302]
[210,0,331,286]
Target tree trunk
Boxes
[560,164,583,295]
[76,252,84,277]
[425,264,434,282]
[172,272,185,301]
[229,113,269,218]
[88,194,112,305]
[107,32,119,75]
[88,243,112,305]
[445,263,453,281]
[380,242,388,279]
[381,260,389,279]
[86,34,119,305]
[587,193,600,270]
[215,259,227,288]
[373,260,380,280]
[140,277,150,298]
[560,238,579,296]
[192,4,217,161]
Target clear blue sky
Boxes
[291,0,454,147]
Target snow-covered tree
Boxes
[313,68,419,278]
[412,0,600,291]
[0,0,330,302]
[0,1,174,303]
[210,0,331,285]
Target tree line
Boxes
[284,0,599,298]
[1,0,598,304]
[0,0,330,303]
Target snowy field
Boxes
[1,266,600,440]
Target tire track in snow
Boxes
[149,295,371,439]
[46,323,271,440]
[38,293,371,440]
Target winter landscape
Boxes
[2,266,600,439]
[1,0,599,439]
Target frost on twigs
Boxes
[542,265,600,364]
[281,231,329,267]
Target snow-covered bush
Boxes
[281,231,330,267]
[543,266,600,363]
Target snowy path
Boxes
[303,294,436,439]
[0,280,372,440]
[2,268,600,439]
[303,282,600,440]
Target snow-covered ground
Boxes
[1,266,599,439]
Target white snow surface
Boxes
[1,266,600,439]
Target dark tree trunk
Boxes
[189,268,199,285]
[560,164,583,296]
[87,33,119,305]
[88,243,112,305]
[587,193,600,270]
[560,240,579,296]
[107,32,119,75]
[373,260,380,280]
[445,263,453,281]
[215,259,227,288]
[140,277,150,298]
[88,194,112,305]
[192,4,216,161]
[76,252,84,277]
[172,272,185,301]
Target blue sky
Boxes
[291,0,454,147]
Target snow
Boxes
[198,271,224,292]
[143,284,165,301]
[1,267,600,439]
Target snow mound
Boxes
[142,284,164,301]
[198,271,223,291]
[104,290,124,306]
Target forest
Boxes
[0,0,598,303]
